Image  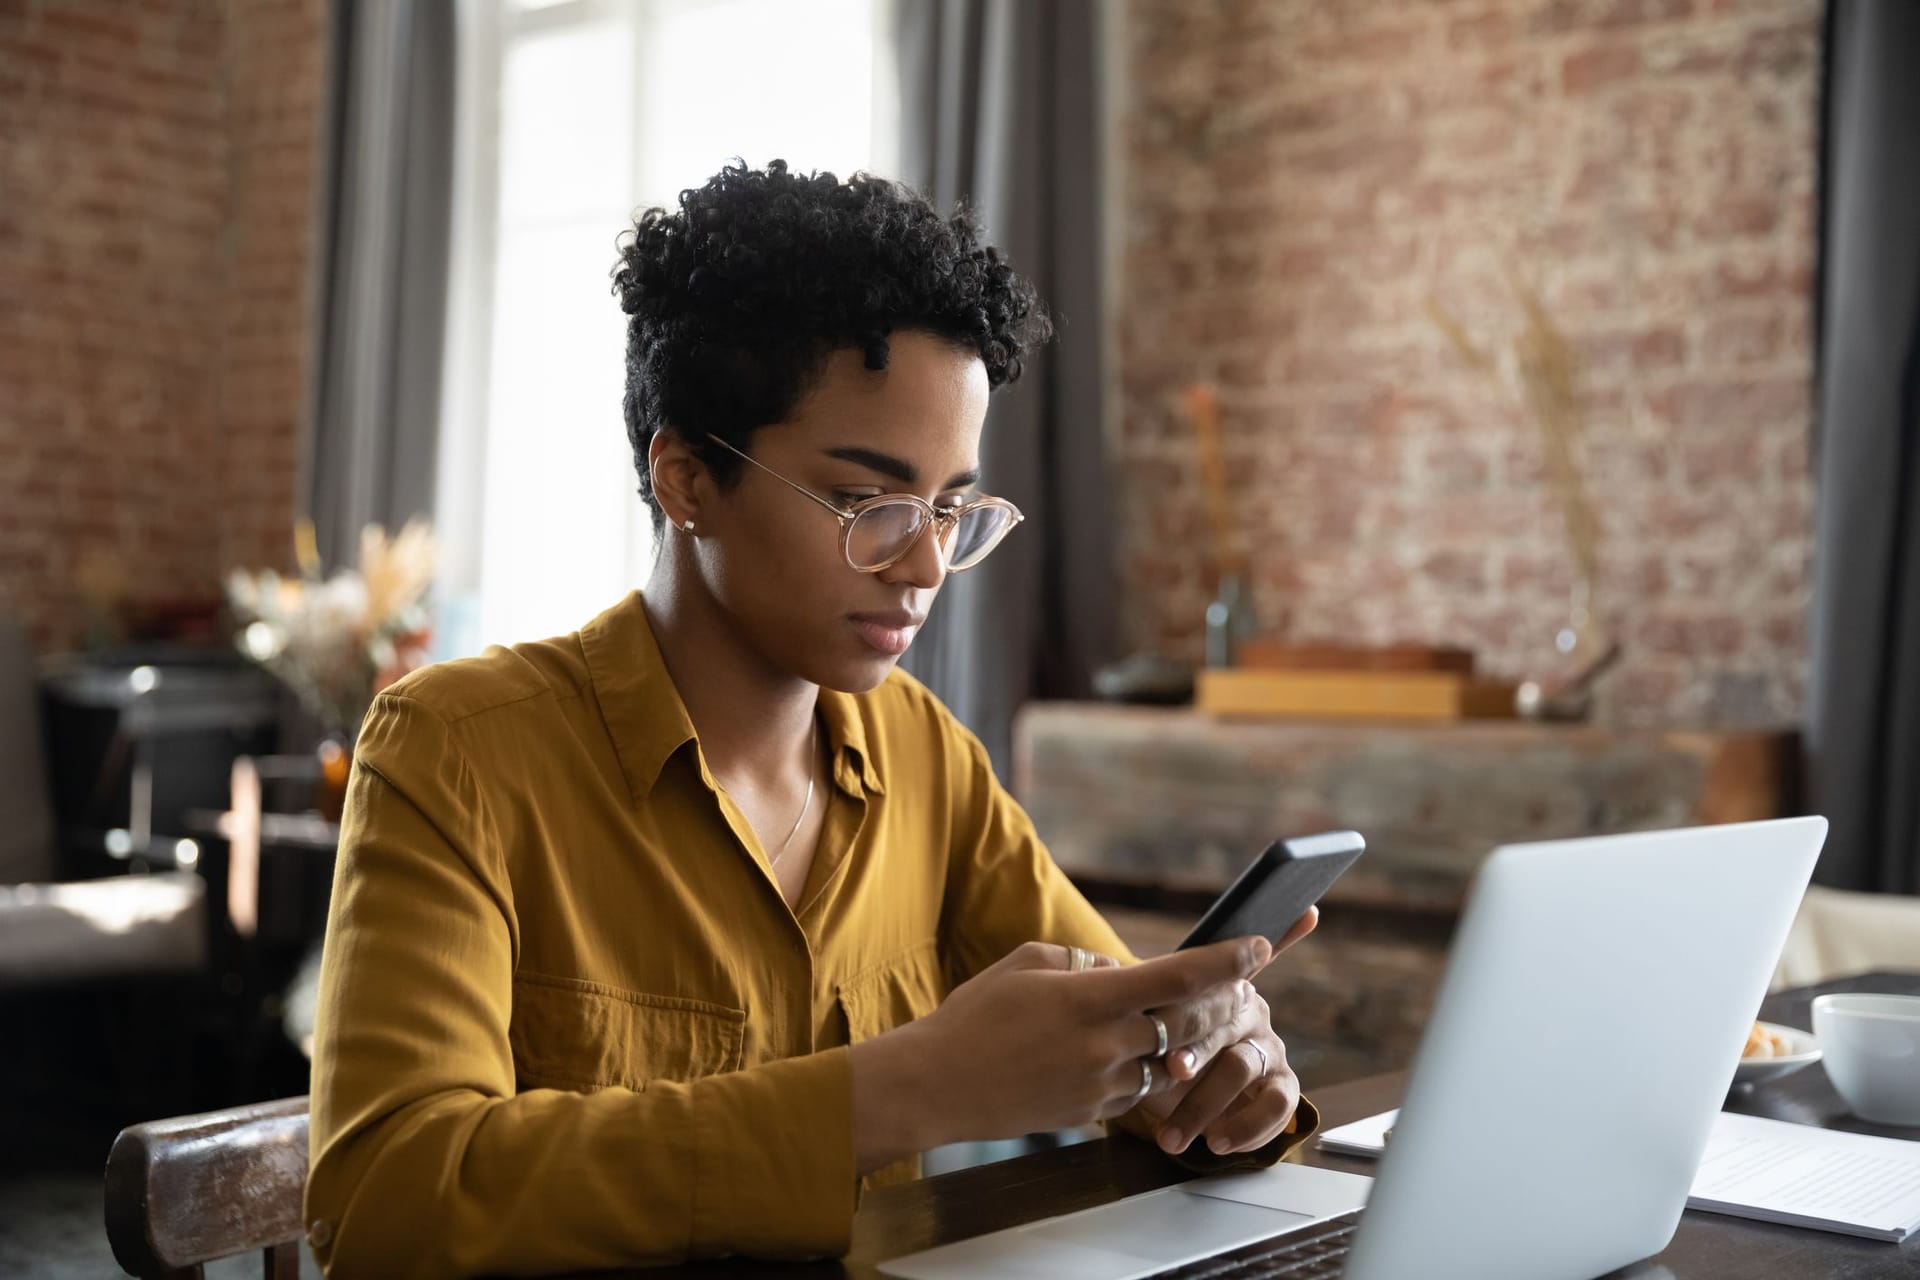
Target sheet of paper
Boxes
[1314,1109,1398,1158]
[1688,1112,1920,1242]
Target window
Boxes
[437,0,899,656]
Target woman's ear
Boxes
[649,430,705,532]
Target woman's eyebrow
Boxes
[822,446,981,490]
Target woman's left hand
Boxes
[1138,984,1299,1156]
[1138,907,1315,1156]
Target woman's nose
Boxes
[879,515,948,590]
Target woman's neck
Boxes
[642,554,818,784]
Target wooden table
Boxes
[625,972,1920,1278]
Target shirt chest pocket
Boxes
[510,974,746,1092]
[836,940,948,1044]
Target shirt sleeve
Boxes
[935,717,1135,983]
[935,712,1319,1172]
[305,694,857,1278]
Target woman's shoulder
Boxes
[372,631,591,729]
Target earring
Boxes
[683,519,695,533]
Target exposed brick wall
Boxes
[218,0,327,588]
[1118,0,1820,727]
[0,0,327,657]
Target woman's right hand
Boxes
[852,935,1272,1166]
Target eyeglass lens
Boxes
[845,502,1014,571]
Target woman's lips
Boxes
[849,613,924,656]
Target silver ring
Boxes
[1147,1012,1168,1058]
[1246,1040,1270,1078]
[1068,946,1093,972]
[1130,1058,1153,1105]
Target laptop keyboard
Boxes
[1151,1210,1362,1279]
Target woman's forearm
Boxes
[849,1022,950,1175]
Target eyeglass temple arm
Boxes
[706,435,855,519]
[706,432,1014,527]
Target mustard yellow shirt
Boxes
[306,590,1316,1276]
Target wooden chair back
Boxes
[104,1095,310,1279]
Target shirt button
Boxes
[308,1219,334,1249]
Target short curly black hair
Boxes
[610,159,1052,530]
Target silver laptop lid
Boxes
[1343,816,1826,1280]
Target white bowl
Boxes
[1731,1021,1822,1087]
[1812,993,1920,1127]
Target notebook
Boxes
[1319,1107,1920,1243]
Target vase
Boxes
[1205,573,1256,668]
[315,734,353,824]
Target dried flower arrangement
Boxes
[224,518,438,739]
[1429,273,1621,716]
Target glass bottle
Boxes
[1205,573,1255,668]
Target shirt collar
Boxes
[817,684,885,796]
[579,590,702,805]
[579,589,885,803]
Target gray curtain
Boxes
[305,0,456,573]
[895,0,1117,777]
[1806,0,1920,894]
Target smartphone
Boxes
[1177,830,1366,950]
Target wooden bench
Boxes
[104,1095,310,1279]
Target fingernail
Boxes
[1178,1049,1196,1073]
[1249,938,1272,968]
[1209,1135,1229,1154]
[1161,1128,1183,1152]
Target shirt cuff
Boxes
[1108,1093,1321,1174]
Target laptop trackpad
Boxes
[1027,1188,1319,1265]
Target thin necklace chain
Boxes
[770,716,819,867]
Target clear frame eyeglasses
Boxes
[704,434,1023,574]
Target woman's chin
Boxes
[813,647,906,694]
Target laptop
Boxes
[880,817,1828,1280]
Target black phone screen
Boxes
[1177,830,1366,950]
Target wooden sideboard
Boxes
[1015,702,1796,910]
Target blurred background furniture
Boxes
[1,614,217,1162]
[0,616,215,988]
[104,1095,310,1280]
[1774,885,1920,989]
[0,627,212,985]
[1,611,331,1148]
[36,642,278,881]
[185,754,340,1087]
[1019,704,1794,899]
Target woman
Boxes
[305,161,1319,1277]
